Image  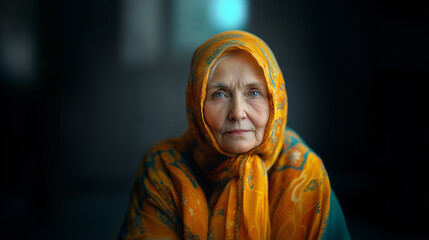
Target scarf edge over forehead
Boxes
[186,30,288,168]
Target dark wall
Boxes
[1,0,427,239]
[249,1,428,239]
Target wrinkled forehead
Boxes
[207,50,267,85]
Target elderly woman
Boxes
[119,31,350,239]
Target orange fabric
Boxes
[120,30,331,239]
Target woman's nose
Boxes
[228,97,247,121]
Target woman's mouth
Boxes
[226,129,249,136]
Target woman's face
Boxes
[204,51,270,153]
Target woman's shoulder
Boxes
[136,130,196,178]
[269,127,328,178]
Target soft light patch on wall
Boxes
[172,0,250,56]
[209,0,248,31]
[121,0,162,66]
[1,0,37,84]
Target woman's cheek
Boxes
[204,102,225,132]
[248,101,270,128]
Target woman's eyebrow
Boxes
[246,82,265,87]
[207,82,228,88]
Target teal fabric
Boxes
[321,190,351,240]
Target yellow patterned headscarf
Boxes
[186,30,286,239]
[119,30,350,240]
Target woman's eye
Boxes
[213,92,226,98]
[249,91,261,97]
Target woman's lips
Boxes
[226,129,249,136]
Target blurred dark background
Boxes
[1,0,427,239]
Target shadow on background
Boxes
[1,0,428,239]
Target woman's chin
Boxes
[220,142,256,154]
